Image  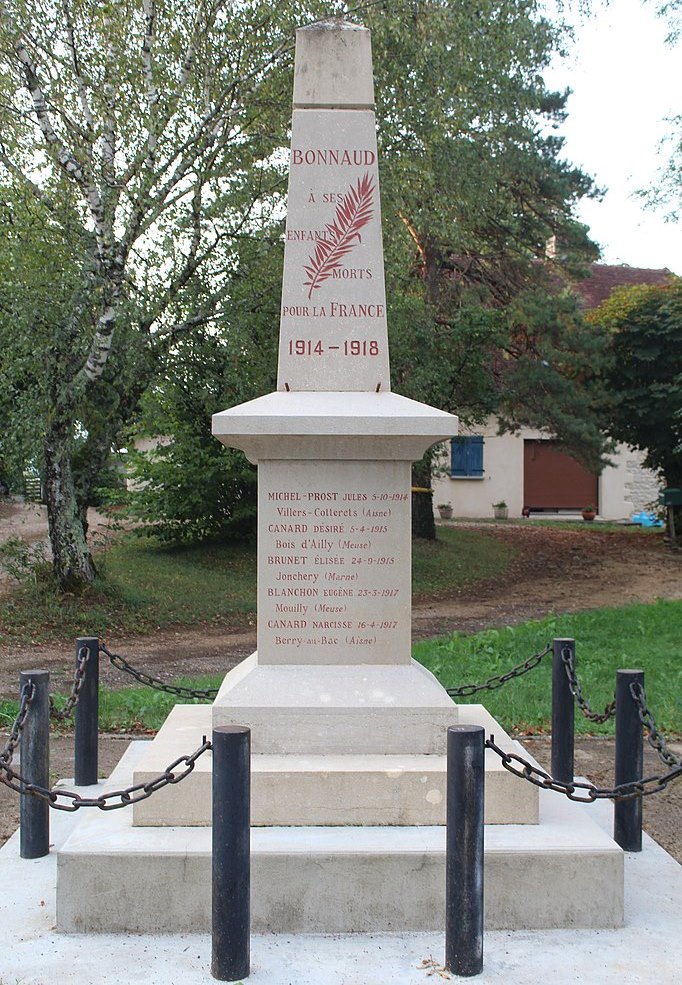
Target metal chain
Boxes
[49,645,89,721]
[561,645,616,723]
[0,681,35,766]
[447,643,551,698]
[101,642,219,700]
[629,681,680,769]
[0,736,211,810]
[486,735,682,802]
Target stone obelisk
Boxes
[57,22,621,941]
[211,19,460,758]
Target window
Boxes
[450,436,484,478]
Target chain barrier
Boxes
[0,736,211,810]
[629,681,681,769]
[49,645,89,721]
[0,681,35,767]
[561,645,616,723]
[446,643,551,698]
[486,735,682,802]
[100,642,219,700]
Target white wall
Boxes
[431,420,660,521]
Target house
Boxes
[431,264,673,521]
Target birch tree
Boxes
[0,0,301,587]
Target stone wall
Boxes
[624,450,661,513]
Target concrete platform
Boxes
[57,741,621,934]
[3,777,679,985]
[133,704,538,826]
[211,655,461,753]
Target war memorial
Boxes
[1,18,680,985]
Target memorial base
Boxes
[56,734,624,934]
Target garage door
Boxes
[524,440,599,511]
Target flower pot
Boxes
[493,507,508,520]
[437,506,453,520]
[582,509,596,522]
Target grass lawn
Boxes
[415,598,682,736]
[0,525,512,644]
[448,517,662,535]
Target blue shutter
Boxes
[451,438,467,476]
[468,437,484,476]
[450,437,484,477]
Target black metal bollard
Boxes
[614,669,644,852]
[445,725,484,977]
[74,636,99,786]
[19,669,50,859]
[212,725,251,982]
[551,638,575,784]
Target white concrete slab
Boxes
[212,655,461,754]
[293,20,375,109]
[211,390,458,463]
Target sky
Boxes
[544,0,681,272]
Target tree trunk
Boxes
[412,454,436,540]
[44,415,97,590]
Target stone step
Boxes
[132,703,537,827]
[57,742,623,934]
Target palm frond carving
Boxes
[303,172,375,300]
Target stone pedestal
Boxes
[211,390,460,752]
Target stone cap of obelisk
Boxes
[294,20,375,108]
[276,19,390,392]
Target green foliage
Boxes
[495,288,611,471]
[415,599,682,734]
[124,232,282,541]
[591,279,682,484]
[0,0,302,580]
[128,440,257,544]
[369,1,608,482]
[0,0,606,564]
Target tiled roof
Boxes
[573,264,674,309]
